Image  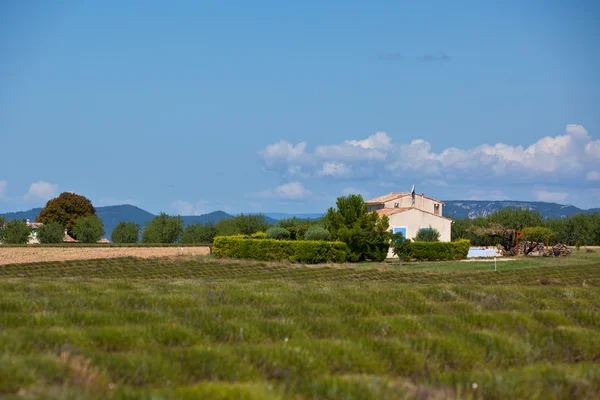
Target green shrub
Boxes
[265,227,291,240]
[73,216,105,243]
[37,222,64,244]
[304,226,331,241]
[213,236,350,263]
[399,239,470,261]
[142,213,184,244]
[251,231,266,239]
[0,220,31,244]
[287,225,309,240]
[415,226,440,242]
[111,222,140,244]
[180,223,217,244]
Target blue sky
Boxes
[1,0,599,214]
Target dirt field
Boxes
[0,246,211,265]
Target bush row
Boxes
[212,236,350,264]
[400,239,471,261]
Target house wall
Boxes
[386,209,452,258]
[382,195,443,215]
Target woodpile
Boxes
[551,243,571,257]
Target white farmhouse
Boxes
[365,191,452,258]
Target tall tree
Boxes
[37,192,96,235]
[73,216,105,243]
[325,194,391,261]
[141,213,184,244]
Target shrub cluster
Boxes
[37,222,64,244]
[395,239,470,261]
[265,226,291,240]
[213,236,350,263]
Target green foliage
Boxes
[521,227,554,243]
[36,192,96,235]
[1,254,600,399]
[325,194,391,261]
[180,222,217,244]
[414,226,440,242]
[286,225,309,240]
[452,210,600,246]
[213,236,350,263]
[0,219,31,244]
[487,208,544,230]
[250,231,266,239]
[391,232,411,259]
[304,225,331,241]
[215,214,271,236]
[141,213,184,244]
[265,226,291,240]
[399,239,471,261]
[111,222,140,244]
[72,216,105,243]
[37,222,64,244]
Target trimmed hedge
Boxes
[213,236,350,264]
[402,239,471,261]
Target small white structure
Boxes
[365,189,453,258]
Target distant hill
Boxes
[0,205,234,238]
[264,213,324,221]
[442,200,598,219]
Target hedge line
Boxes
[402,239,470,261]
[213,236,350,263]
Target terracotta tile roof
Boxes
[375,207,453,221]
[365,192,445,205]
[365,192,409,204]
[63,233,78,243]
[375,207,411,216]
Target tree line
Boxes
[451,208,600,246]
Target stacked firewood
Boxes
[551,244,571,257]
[501,242,571,257]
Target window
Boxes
[434,203,440,215]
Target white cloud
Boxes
[0,180,7,198]
[24,181,58,201]
[586,171,600,181]
[171,200,210,216]
[260,124,599,183]
[586,139,600,158]
[319,162,351,177]
[255,182,311,199]
[534,190,569,203]
[261,141,308,163]
[346,131,392,149]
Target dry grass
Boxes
[0,246,210,265]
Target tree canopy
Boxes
[37,192,96,235]
[141,213,184,244]
[73,216,105,243]
[324,194,391,262]
[111,222,140,244]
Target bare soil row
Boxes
[0,246,211,265]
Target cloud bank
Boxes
[260,125,599,187]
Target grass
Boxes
[0,252,599,398]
